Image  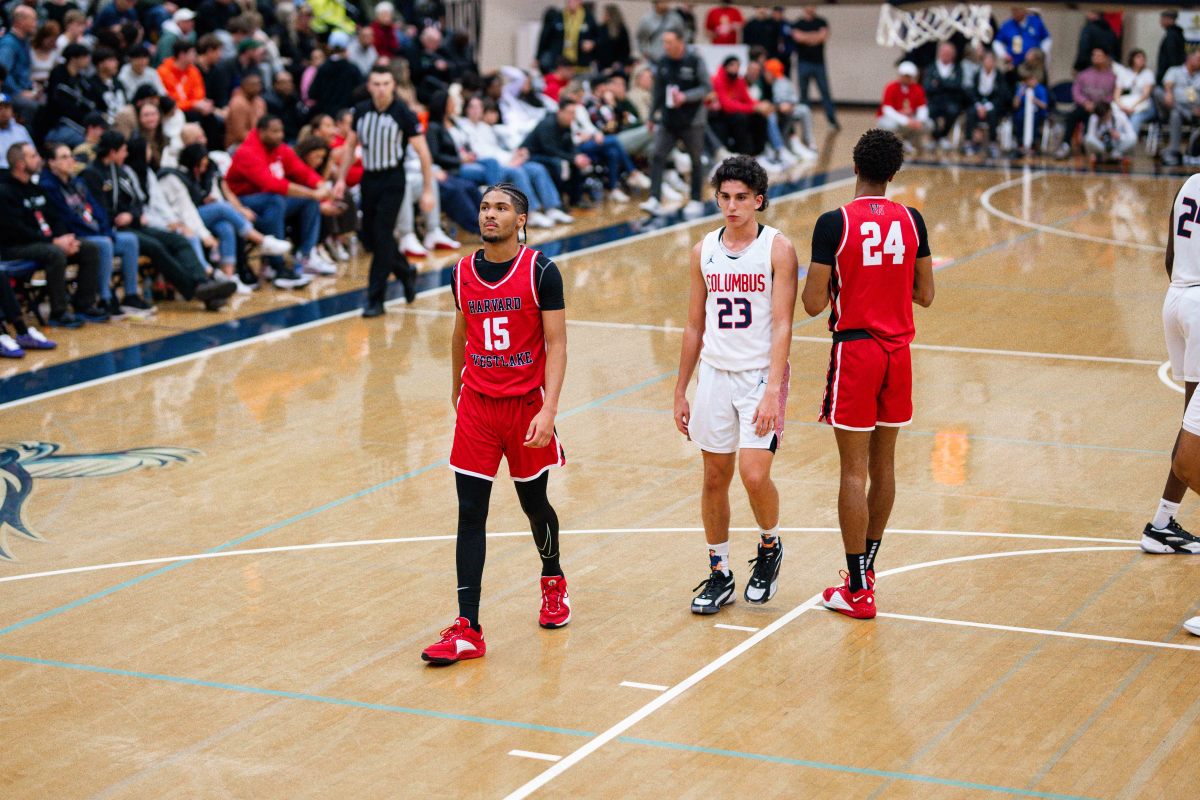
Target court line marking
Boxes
[501,545,1136,800]
[1159,360,1186,394]
[0,528,1136,586]
[875,612,1200,653]
[618,681,669,692]
[980,173,1165,254]
[713,623,760,632]
[508,750,563,763]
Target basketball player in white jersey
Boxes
[1149,174,1200,556]
[674,156,799,614]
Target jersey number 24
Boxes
[861,221,906,266]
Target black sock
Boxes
[865,538,881,573]
[515,473,562,577]
[846,552,867,592]
[455,473,493,630]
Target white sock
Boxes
[708,541,730,575]
[760,525,779,546]
[1153,499,1182,529]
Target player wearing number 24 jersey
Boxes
[802,129,934,621]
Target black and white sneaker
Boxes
[1141,518,1200,554]
[744,537,783,604]
[691,570,735,615]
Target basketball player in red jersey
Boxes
[801,129,935,619]
[421,184,569,665]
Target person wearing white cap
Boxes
[155,8,197,67]
[876,61,931,151]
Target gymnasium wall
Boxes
[476,3,1176,105]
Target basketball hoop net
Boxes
[876,4,994,51]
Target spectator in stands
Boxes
[40,141,152,317]
[594,5,632,71]
[924,41,969,150]
[562,81,648,202]
[523,96,588,207]
[155,8,196,67]
[311,31,363,117]
[536,0,598,73]
[411,26,455,104]
[1074,10,1118,73]
[46,44,105,146]
[705,4,743,44]
[543,58,574,103]
[56,10,92,55]
[266,71,308,142]
[0,93,32,168]
[93,47,128,125]
[791,5,837,131]
[30,21,59,95]
[371,3,405,61]
[994,7,1051,80]
[306,0,357,37]
[95,0,139,37]
[764,58,816,160]
[0,141,104,328]
[742,8,776,54]
[877,61,932,152]
[160,40,225,148]
[711,56,768,156]
[226,71,267,149]
[0,275,54,357]
[599,73,651,158]
[1115,49,1157,134]
[1012,63,1049,154]
[347,25,379,77]
[1159,48,1200,165]
[965,50,1010,156]
[1157,10,1186,86]
[119,44,166,99]
[196,0,240,39]
[641,28,708,217]
[1060,47,1116,158]
[72,112,107,171]
[208,38,267,112]
[1084,101,1135,165]
[636,0,685,63]
[293,136,357,265]
[225,115,335,284]
[0,6,38,123]
[281,5,320,83]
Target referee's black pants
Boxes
[360,167,410,306]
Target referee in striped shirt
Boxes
[335,65,436,318]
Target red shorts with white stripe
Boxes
[819,335,912,431]
[450,385,566,481]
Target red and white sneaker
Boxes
[421,617,486,664]
[822,572,876,619]
[539,576,572,629]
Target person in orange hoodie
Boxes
[711,55,769,155]
[157,40,225,151]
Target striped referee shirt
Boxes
[351,98,421,172]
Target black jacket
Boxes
[0,170,66,246]
[651,50,710,129]
[265,90,310,142]
[47,64,106,128]
[1074,18,1119,73]
[1159,25,1188,85]
[521,116,575,162]
[536,7,599,72]
[425,121,462,172]
[309,58,364,118]
[81,161,145,225]
[923,61,971,107]
[970,70,1012,116]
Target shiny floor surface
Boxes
[2,159,1197,800]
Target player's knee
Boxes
[738,463,772,494]
[1174,453,1200,490]
[457,495,490,529]
[702,465,734,493]
[519,495,555,527]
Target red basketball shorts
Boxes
[819,335,912,431]
[450,385,566,481]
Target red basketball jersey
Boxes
[455,246,547,397]
[830,196,920,351]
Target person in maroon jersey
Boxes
[422,184,570,665]
[801,129,935,620]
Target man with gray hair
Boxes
[636,0,685,62]
[1159,48,1200,166]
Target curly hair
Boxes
[853,129,905,184]
[710,155,769,211]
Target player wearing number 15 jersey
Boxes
[422,184,570,666]
[802,129,935,620]
[674,156,799,616]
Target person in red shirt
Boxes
[801,129,935,619]
[421,184,570,666]
[542,58,574,102]
[226,115,337,286]
[705,5,743,44]
[876,61,933,151]
[711,56,771,155]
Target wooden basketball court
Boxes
[2,149,1197,799]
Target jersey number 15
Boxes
[861,221,906,266]
[483,316,509,350]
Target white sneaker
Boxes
[627,171,651,190]
[665,169,688,193]
[259,235,292,257]
[527,210,555,228]
[661,183,683,202]
[775,148,798,166]
[714,147,733,163]
[301,251,338,275]
[330,239,350,261]
[234,276,258,295]
[682,200,705,219]
[795,143,818,161]
[759,156,784,174]
[672,150,694,175]
[639,197,663,215]
[400,233,428,258]
[424,229,461,252]
[609,187,631,203]
[546,208,575,224]
[24,327,53,345]
[1186,616,1200,636]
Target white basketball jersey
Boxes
[1174,174,1200,288]
[700,224,778,371]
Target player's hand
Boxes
[332,179,346,201]
[752,387,780,438]
[524,407,555,448]
[674,395,691,439]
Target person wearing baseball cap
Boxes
[0,93,33,169]
[155,8,197,67]
[308,30,365,117]
[876,61,932,151]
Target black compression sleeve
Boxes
[535,253,565,311]
[810,209,843,265]
[909,207,932,258]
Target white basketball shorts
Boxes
[688,361,789,453]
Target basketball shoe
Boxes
[744,536,784,604]
[421,617,486,664]
[539,576,572,628]
[822,571,876,619]
[691,570,735,614]
[1141,518,1200,554]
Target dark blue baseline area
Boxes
[0,166,857,406]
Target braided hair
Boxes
[482,182,530,243]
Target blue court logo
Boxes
[0,442,199,561]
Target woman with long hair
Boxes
[135,99,168,169]
[593,4,631,71]
[296,135,357,264]
[30,21,61,96]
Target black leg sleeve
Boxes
[514,473,561,577]
[455,472,493,628]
